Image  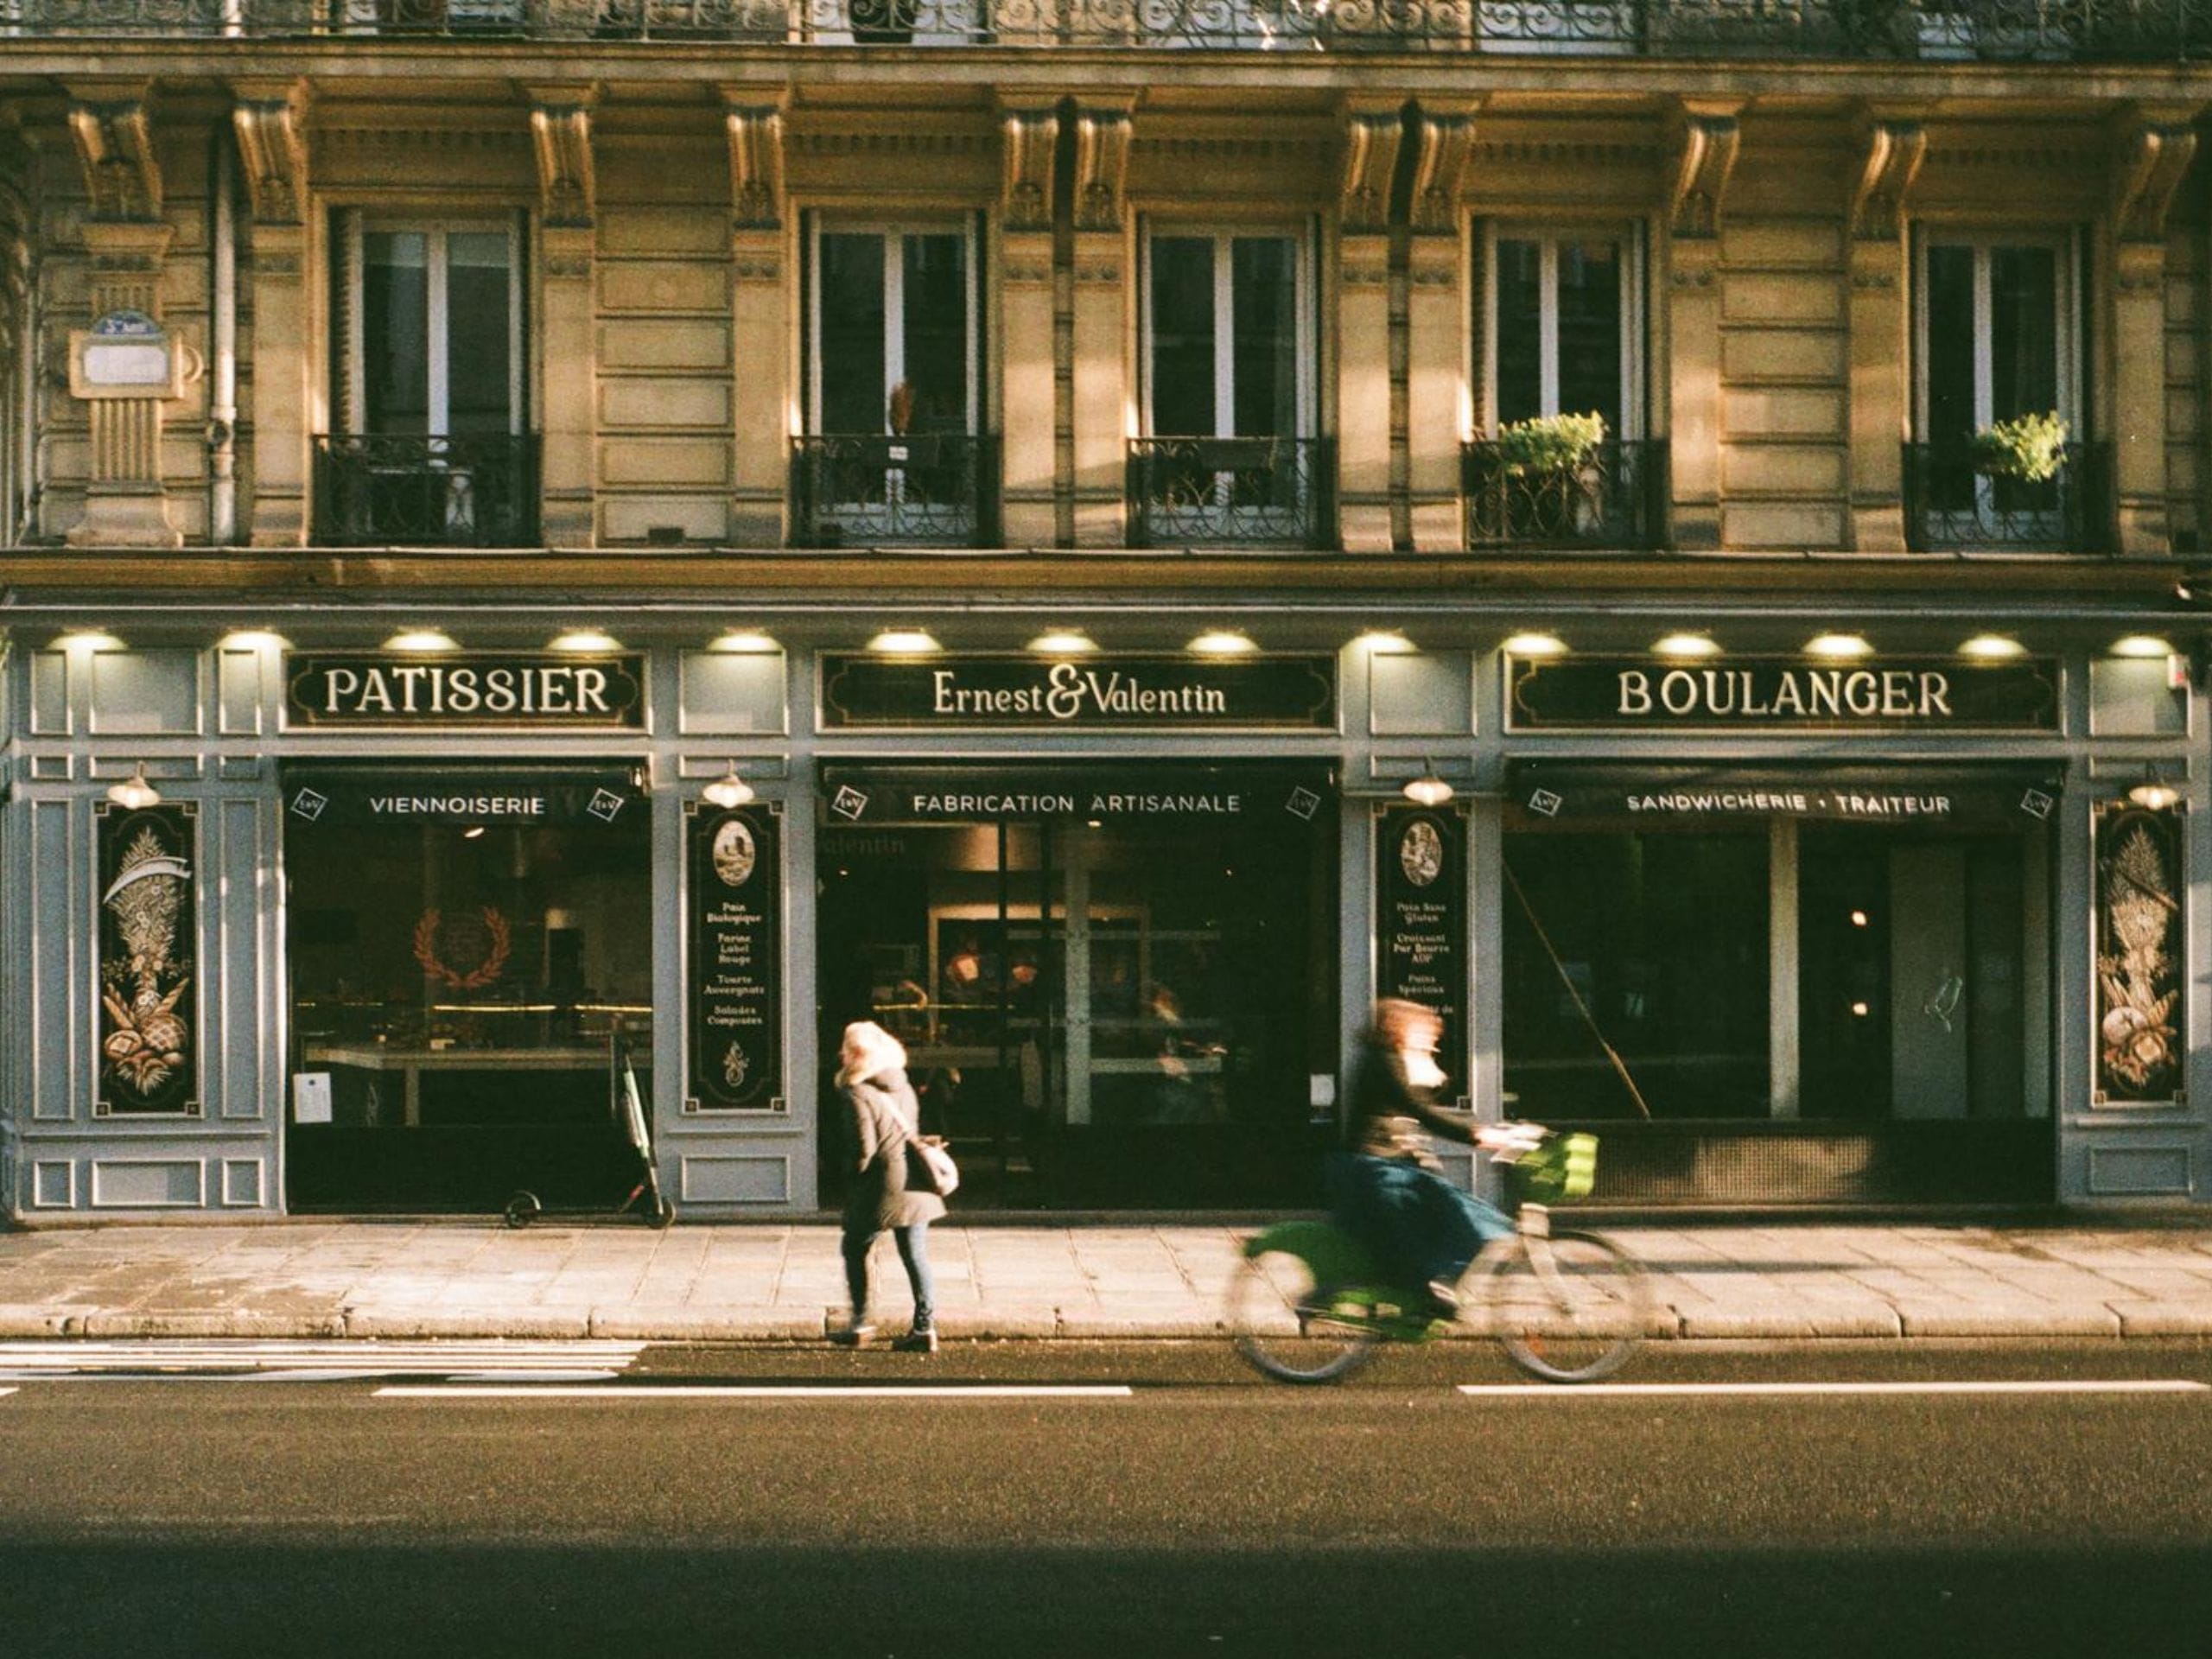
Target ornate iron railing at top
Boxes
[11,0,2212,55]
[1901,439,2111,553]
[1126,435,1334,550]
[789,432,998,547]
[1463,435,1668,550]
[311,433,540,547]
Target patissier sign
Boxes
[286,654,647,728]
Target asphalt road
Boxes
[3,1342,2209,1658]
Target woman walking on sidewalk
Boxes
[833,1020,944,1353]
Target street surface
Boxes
[2,1340,2208,1657]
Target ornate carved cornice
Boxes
[1340,105,1402,236]
[1001,105,1058,234]
[2111,108,2201,244]
[67,90,161,224]
[1408,105,1478,235]
[1850,118,1924,242]
[1669,102,1741,240]
[723,90,787,232]
[230,80,309,226]
[526,87,597,231]
[1072,105,1132,233]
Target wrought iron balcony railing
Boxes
[1462,435,1668,550]
[1126,435,1334,550]
[311,434,540,547]
[1901,440,2111,553]
[15,0,2212,57]
[789,433,998,548]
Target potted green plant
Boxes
[1481,411,1606,542]
[1968,410,2069,483]
[1494,410,1607,476]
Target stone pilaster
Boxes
[999,103,1058,549]
[1847,113,1924,552]
[1069,101,1131,549]
[1337,99,1402,554]
[231,79,310,549]
[1406,104,1476,552]
[529,86,598,547]
[2107,106,2199,556]
[726,91,789,546]
[1664,100,1741,552]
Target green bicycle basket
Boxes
[1511,1133,1599,1204]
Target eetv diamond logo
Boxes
[289,787,328,823]
[587,788,626,823]
[1284,785,1321,822]
[2019,787,2055,821]
[830,785,869,823]
[1528,788,1564,818]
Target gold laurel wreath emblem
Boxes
[411,906,512,991]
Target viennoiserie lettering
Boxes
[364,794,548,818]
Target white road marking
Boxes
[0,1387,16,1398]
[0,1339,646,1380]
[1458,1379,2210,1398]
[376,1384,1137,1400]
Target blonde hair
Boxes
[836,1020,907,1089]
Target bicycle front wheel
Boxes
[1483,1229,1650,1383]
[1227,1247,1382,1386]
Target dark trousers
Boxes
[1326,1152,1513,1291]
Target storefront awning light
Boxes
[868,628,941,656]
[385,628,458,653]
[1402,758,1454,808]
[218,629,291,653]
[709,630,779,654]
[1028,629,1096,656]
[54,630,124,652]
[1806,633,1872,659]
[1188,630,1255,657]
[105,761,161,810]
[2111,635,2175,658]
[2128,768,2183,810]
[1502,632,1567,658]
[1653,632,1719,659]
[1353,630,1416,654]
[1959,634,2024,659]
[702,761,756,809]
[550,628,622,653]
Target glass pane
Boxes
[1555,237,1624,436]
[1988,245,2059,423]
[899,234,969,435]
[1924,244,1978,445]
[1503,830,1770,1120]
[1148,236,1216,436]
[1230,236,1298,438]
[819,233,887,433]
[444,232,512,438]
[1493,238,1543,426]
[363,232,429,435]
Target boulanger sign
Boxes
[1506,655,2060,733]
[286,654,647,728]
[821,654,1336,730]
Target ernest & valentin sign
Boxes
[1506,654,2060,733]
[821,653,1337,730]
[287,653,647,728]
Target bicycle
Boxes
[1227,1128,1650,1385]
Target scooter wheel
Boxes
[503,1191,542,1229]
[650,1193,677,1230]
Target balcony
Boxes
[13,0,2212,57]
[1462,436,1668,551]
[311,434,539,547]
[1126,436,1334,550]
[1901,441,2112,554]
[789,433,998,548]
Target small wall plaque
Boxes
[69,309,187,400]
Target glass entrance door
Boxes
[283,770,652,1213]
[817,787,1335,1210]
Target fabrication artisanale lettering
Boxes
[1617,667,1955,720]
[316,663,616,718]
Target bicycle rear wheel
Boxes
[1227,1247,1382,1385]
[1483,1228,1649,1383]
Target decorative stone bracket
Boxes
[1001,105,1058,234]
[68,91,162,225]
[527,86,598,231]
[2111,110,2200,245]
[1071,105,1132,234]
[1850,118,1926,243]
[1408,105,1477,236]
[230,79,309,226]
[1340,103,1402,236]
[1669,103,1741,240]
[724,91,787,232]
